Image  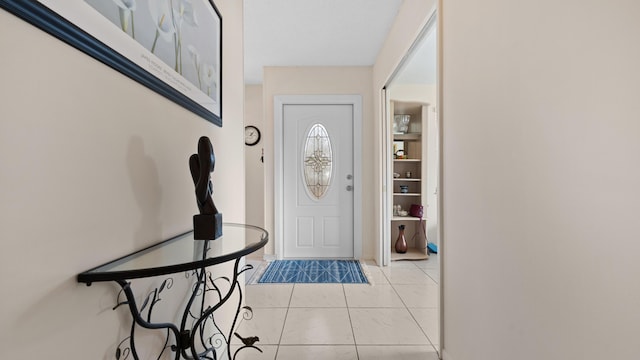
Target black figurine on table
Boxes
[189,136,222,240]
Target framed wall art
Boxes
[0,0,223,126]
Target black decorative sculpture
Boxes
[190,136,223,240]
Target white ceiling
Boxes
[243,0,404,84]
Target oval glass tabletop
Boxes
[77,223,268,284]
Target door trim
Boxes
[274,95,363,259]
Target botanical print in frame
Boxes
[0,0,222,126]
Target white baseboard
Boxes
[263,254,277,262]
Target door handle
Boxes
[346,185,353,191]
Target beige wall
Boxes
[244,84,265,257]
[389,84,437,106]
[0,0,244,358]
[261,66,375,258]
[442,0,640,359]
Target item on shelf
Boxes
[395,225,408,253]
[393,172,400,178]
[393,141,405,157]
[394,114,411,134]
[393,204,401,216]
[398,210,408,216]
[400,185,409,193]
[405,171,412,178]
[409,204,424,218]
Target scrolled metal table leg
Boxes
[188,258,262,360]
[114,280,182,360]
[112,259,261,360]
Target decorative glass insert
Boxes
[303,124,333,199]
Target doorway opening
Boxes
[381,9,442,357]
[274,95,363,260]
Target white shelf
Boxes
[391,247,429,261]
[393,178,421,182]
[391,216,421,221]
[393,133,421,141]
[393,193,421,196]
[393,159,421,162]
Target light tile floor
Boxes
[231,256,440,360]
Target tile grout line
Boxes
[388,262,440,353]
[273,283,296,358]
[342,283,361,360]
[405,305,439,351]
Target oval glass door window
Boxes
[303,124,333,199]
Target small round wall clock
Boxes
[244,125,261,146]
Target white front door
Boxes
[283,104,354,258]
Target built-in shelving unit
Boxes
[390,101,429,261]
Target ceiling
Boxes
[243,0,404,84]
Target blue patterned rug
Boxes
[257,260,369,284]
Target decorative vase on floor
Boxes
[395,225,407,253]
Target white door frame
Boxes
[378,7,442,358]
[274,95,363,259]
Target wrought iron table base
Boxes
[110,257,260,360]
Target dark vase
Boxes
[395,225,407,253]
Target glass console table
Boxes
[78,223,268,360]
